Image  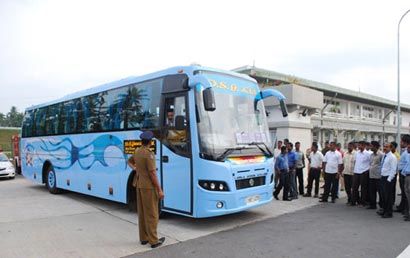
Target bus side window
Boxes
[163,96,188,155]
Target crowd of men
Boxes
[273,135,410,220]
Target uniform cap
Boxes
[140,131,154,140]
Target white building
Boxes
[235,66,410,150]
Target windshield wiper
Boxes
[216,147,248,161]
[248,142,273,157]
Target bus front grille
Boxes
[235,176,265,190]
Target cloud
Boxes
[0,0,410,114]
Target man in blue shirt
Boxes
[287,142,297,199]
[400,135,410,221]
[395,134,410,213]
[378,143,398,218]
[273,146,291,201]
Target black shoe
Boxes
[273,194,279,200]
[366,206,377,210]
[319,199,328,203]
[283,198,292,201]
[404,217,410,221]
[382,214,393,218]
[393,208,403,213]
[140,240,148,245]
[151,237,165,248]
[349,203,357,206]
[303,193,312,197]
[313,194,319,198]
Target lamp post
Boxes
[382,109,394,144]
[319,93,338,146]
[397,8,410,143]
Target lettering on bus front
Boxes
[208,79,257,96]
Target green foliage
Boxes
[0,106,24,127]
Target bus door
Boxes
[160,92,192,215]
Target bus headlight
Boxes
[199,180,229,191]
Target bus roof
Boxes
[25,66,256,112]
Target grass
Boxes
[0,128,20,156]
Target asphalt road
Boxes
[128,200,410,258]
[0,174,320,258]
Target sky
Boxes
[0,0,410,114]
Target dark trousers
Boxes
[307,168,321,195]
[322,172,338,200]
[352,171,369,205]
[381,176,394,215]
[404,176,410,216]
[295,168,304,195]
[391,174,397,205]
[274,170,290,200]
[368,178,381,208]
[397,173,407,211]
[344,174,353,203]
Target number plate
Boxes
[245,195,260,205]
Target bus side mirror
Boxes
[175,115,186,130]
[258,89,288,117]
[203,88,216,111]
[279,99,288,117]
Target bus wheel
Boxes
[46,166,60,194]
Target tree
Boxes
[0,112,5,127]
[5,106,24,127]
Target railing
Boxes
[314,112,391,124]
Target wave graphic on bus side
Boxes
[24,134,126,170]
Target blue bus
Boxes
[20,66,287,218]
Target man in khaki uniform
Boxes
[128,131,165,248]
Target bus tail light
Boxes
[199,180,229,191]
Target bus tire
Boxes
[127,170,137,212]
[45,166,60,194]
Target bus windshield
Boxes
[196,72,272,160]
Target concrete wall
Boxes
[276,127,312,152]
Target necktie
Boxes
[381,154,386,167]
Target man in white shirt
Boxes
[351,141,372,206]
[378,143,398,218]
[304,142,323,198]
[320,142,343,203]
[342,142,356,204]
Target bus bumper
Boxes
[195,184,274,218]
